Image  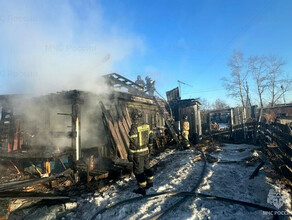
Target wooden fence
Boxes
[258,122,292,181]
[209,121,292,181]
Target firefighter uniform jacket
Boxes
[182,120,190,133]
[129,119,154,188]
[129,120,152,156]
[182,119,190,148]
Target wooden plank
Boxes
[253,108,263,144]
[125,105,132,129]
[275,122,292,134]
[267,145,292,177]
[121,117,130,135]
[112,120,127,159]
[131,96,154,104]
[269,132,292,156]
[116,105,130,133]
[100,102,127,159]
[268,148,292,182]
[276,137,292,156]
[271,125,292,143]
[280,165,292,182]
[0,169,72,192]
[115,105,130,152]
[106,112,127,159]
[124,104,132,124]
[0,192,70,200]
[249,161,265,179]
[101,114,116,158]
[211,130,230,136]
[107,107,128,159]
[121,104,132,129]
[272,147,292,169]
[117,120,130,153]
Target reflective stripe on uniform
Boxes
[183,121,189,131]
[147,176,154,183]
[130,134,138,138]
[129,147,149,154]
[137,124,150,147]
[137,124,150,133]
[139,181,147,188]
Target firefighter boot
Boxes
[144,169,154,189]
[133,187,146,196]
[145,182,153,189]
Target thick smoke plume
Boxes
[0,0,143,95]
[0,0,143,151]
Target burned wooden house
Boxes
[0,73,167,186]
[166,87,202,143]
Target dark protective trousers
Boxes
[133,153,153,188]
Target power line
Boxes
[182,88,225,95]
[181,78,291,96]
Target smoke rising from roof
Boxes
[0,0,143,95]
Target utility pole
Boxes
[177,80,192,98]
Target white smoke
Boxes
[0,0,145,151]
[0,0,144,95]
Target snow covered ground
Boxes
[9,144,292,220]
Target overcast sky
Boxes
[0,0,291,106]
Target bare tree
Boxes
[212,98,229,110]
[223,50,248,108]
[244,80,252,107]
[223,50,249,139]
[248,56,267,108]
[199,98,212,110]
[266,56,290,106]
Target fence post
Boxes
[207,112,211,134]
[242,107,247,140]
[230,108,234,139]
[253,108,263,144]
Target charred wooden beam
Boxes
[29,162,42,176]
[0,150,73,161]
[100,101,127,159]
[103,73,144,94]
[0,169,72,192]
[249,161,265,179]
[115,105,130,153]
[0,191,70,200]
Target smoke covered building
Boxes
[0,74,166,181]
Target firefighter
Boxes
[128,109,154,196]
[135,75,145,92]
[145,76,155,96]
[182,115,190,149]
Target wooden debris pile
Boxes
[100,102,132,160]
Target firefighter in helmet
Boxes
[182,115,190,149]
[128,109,154,195]
[135,75,145,92]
